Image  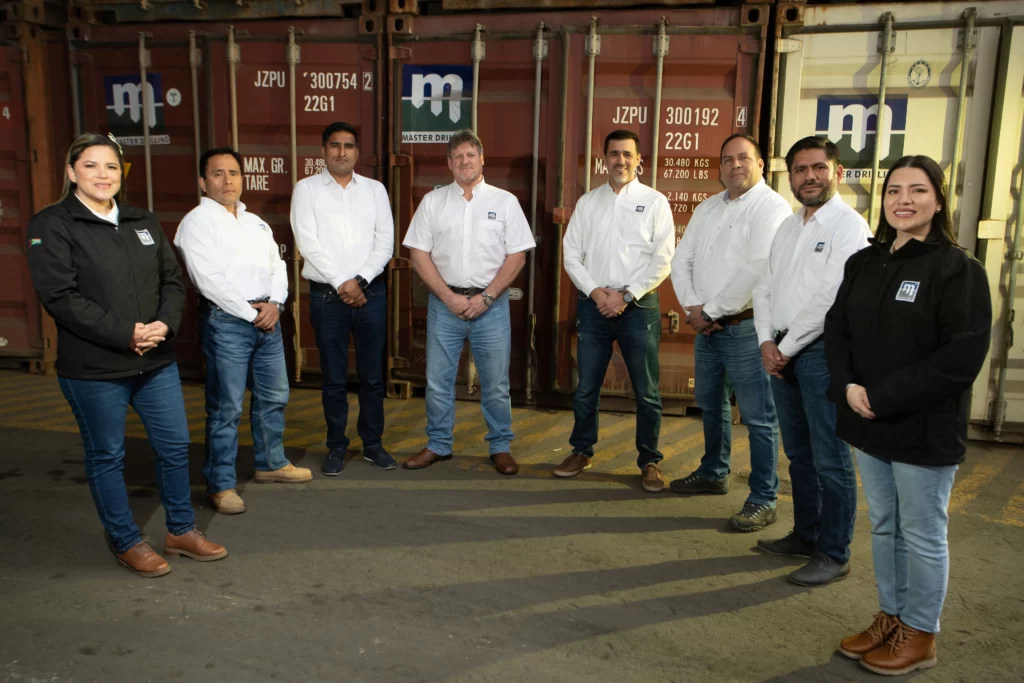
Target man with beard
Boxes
[669,134,792,531]
[556,129,675,492]
[752,136,870,585]
[402,129,535,474]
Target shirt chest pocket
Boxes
[476,219,506,249]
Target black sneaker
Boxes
[322,448,346,476]
[363,447,397,471]
[756,530,815,558]
[669,471,729,495]
[729,501,778,532]
[788,552,851,587]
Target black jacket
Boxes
[824,237,991,466]
[26,195,185,380]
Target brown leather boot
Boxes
[403,447,452,470]
[860,619,937,676]
[838,611,899,660]
[117,540,171,578]
[164,529,228,562]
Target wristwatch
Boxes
[355,276,370,291]
[270,300,285,313]
[482,292,495,307]
[623,290,634,304]
[701,310,714,323]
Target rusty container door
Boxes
[72,18,382,382]
[0,46,42,362]
[387,6,769,412]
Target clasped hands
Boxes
[444,292,490,321]
[130,321,169,355]
[682,305,724,336]
[590,288,629,319]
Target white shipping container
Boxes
[768,1,1024,442]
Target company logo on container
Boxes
[814,95,907,171]
[401,65,473,144]
[105,74,165,135]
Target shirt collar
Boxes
[451,177,487,198]
[723,178,765,204]
[607,176,640,195]
[75,194,119,225]
[321,168,360,187]
[800,191,844,224]
[200,196,246,217]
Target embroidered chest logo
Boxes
[257,222,272,234]
[488,212,496,219]
[136,229,155,246]
[895,281,920,303]
[635,205,646,213]
[813,241,825,253]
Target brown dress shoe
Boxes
[209,488,246,515]
[839,611,899,660]
[861,619,937,676]
[553,452,591,478]
[403,447,452,470]
[642,464,665,493]
[117,540,171,578]
[164,529,228,562]
[491,452,519,475]
[252,463,313,484]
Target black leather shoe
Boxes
[756,530,815,557]
[322,448,346,476]
[788,553,850,586]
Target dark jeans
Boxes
[570,291,664,469]
[309,278,387,453]
[770,339,857,563]
[58,363,195,553]
[200,305,291,493]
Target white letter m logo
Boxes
[826,103,894,159]
[111,82,157,125]
[410,73,464,123]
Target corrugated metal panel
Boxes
[0,46,42,359]
[388,6,769,412]
[71,18,383,381]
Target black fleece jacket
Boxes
[824,237,991,466]
[26,195,185,380]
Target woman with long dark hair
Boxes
[824,155,991,675]
[27,133,228,577]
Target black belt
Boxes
[448,285,485,296]
[719,309,754,325]
[309,274,384,292]
[200,296,271,309]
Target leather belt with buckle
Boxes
[448,285,485,296]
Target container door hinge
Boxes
[776,38,802,54]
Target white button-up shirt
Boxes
[402,179,535,288]
[79,195,120,226]
[671,180,792,320]
[174,197,288,323]
[563,177,675,300]
[290,170,394,289]
[753,193,871,357]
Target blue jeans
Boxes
[200,305,290,493]
[58,363,195,553]
[856,449,957,632]
[694,318,779,506]
[309,279,387,452]
[570,292,663,469]
[425,292,512,456]
[770,339,857,563]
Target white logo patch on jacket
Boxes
[895,281,919,303]
[136,229,155,246]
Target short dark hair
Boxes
[720,133,762,161]
[785,136,840,172]
[322,122,359,147]
[876,155,958,247]
[604,129,640,155]
[199,147,242,178]
[446,129,484,157]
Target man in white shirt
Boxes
[175,148,312,515]
[669,134,792,529]
[752,136,870,586]
[401,130,535,475]
[555,130,676,493]
[290,122,395,475]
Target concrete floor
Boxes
[1,371,1022,682]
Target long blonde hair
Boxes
[58,132,126,203]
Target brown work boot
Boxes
[642,464,664,493]
[403,447,452,470]
[860,619,937,676]
[491,452,519,475]
[116,539,171,578]
[839,611,900,660]
[553,452,591,478]
[252,463,313,484]
[164,529,228,562]
[209,488,246,515]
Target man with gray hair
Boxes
[401,130,535,475]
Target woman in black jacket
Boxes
[824,155,991,675]
[27,133,228,577]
